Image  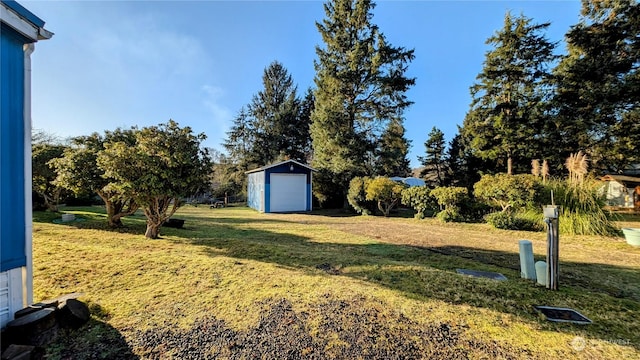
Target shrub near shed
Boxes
[430,187,469,222]
[365,177,406,217]
[401,187,437,219]
[474,173,540,212]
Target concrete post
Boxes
[518,240,536,280]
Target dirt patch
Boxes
[315,263,342,275]
[130,297,521,359]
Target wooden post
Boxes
[544,205,559,290]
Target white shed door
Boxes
[270,173,307,212]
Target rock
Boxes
[56,299,90,329]
[5,308,58,346]
[13,293,83,320]
[38,292,83,307]
[7,294,88,348]
[1,344,44,360]
[163,218,185,228]
[13,305,55,320]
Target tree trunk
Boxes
[43,195,58,212]
[108,216,123,228]
[100,193,138,228]
[145,222,161,239]
[507,156,513,175]
[105,202,124,228]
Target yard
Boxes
[31,206,639,359]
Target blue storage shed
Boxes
[246,160,316,213]
[1,0,52,328]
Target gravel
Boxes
[129,297,521,359]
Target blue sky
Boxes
[24,0,581,168]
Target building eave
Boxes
[245,159,317,174]
[1,1,53,42]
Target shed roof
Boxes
[245,159,317,174]
[602,175,640,187]
[1,0,52,41]
[1,0,44,27]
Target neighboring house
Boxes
[600,175,640,210]
[1,0,52,328]
[246,160,316,213]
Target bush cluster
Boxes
[347,176,375,215]
[539,180,618,236]
[431,187,469,223]
[485,212,539,231]
[401,187,437,219]
[348,177,405,216]
[436,208,465,223]
[348,172,617,236]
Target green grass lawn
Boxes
[32,206,640,359]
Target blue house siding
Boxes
[264,181,271,213]
[1,0,52,328]
[0,23,27,272]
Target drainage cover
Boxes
[534,306,592,324]
[456,269,507,281]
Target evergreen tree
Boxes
[444,133,463,186]
[224,107,256,165]
[249,61,304,164]
[418,127,446,187]
[293,88,315,163]
[311,0,415,206]
[461,12,557,175]
[375,118,411,177]
[222,62,312,192]
[552,0,639,173]
[455,127,495,190]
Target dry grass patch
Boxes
[32,206,639,359]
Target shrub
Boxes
[365,177,406,217]
[430,187,469,210]
[347,176,374,215]
[538,179,618,236]
[401,187,437,219]
[516,209,546,231]
[485,211,539,231]
[436,208,464,223]
[459,200,495,223]
[474,173,541,212]
[314,169,348,209]
[431,187,469,223]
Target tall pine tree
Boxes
[552,0,639,173]
[375,118,411,177]
[418,127,446,187]
[223,61,312,191]
[311,0,415,207]
[250,61,306,164]
[461,12,557,175]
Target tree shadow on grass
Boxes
[176,225,640,351]
[44,302,138,359]
[306,207,416,219]
[34,207,640,351]
[32,208,298,239]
